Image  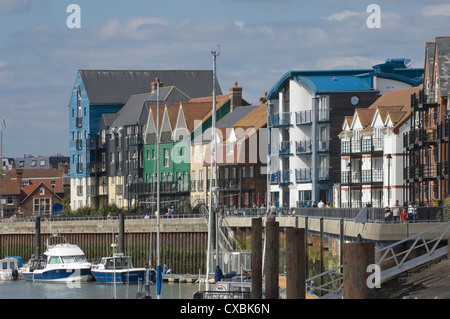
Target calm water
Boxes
[0,279,202,299]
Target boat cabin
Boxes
[100,253,134,270]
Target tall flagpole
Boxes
[156,78,162,298]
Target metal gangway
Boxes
[308,221,450,299]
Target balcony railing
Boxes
[86,138,98,150]
[296,140,312,154]
[270,112,291,127]
[279,141,291,155]
[296,168,311,183]
[295,110,312,125]
[271,171,291,184]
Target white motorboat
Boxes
[21,234,93,282]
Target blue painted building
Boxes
[266,58,423,207]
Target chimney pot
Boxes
[151,77,163,93]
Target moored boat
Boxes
[91,253,155,284]
[20,234,93,282]
[0,257,21,281]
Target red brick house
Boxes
[0,166,69,218]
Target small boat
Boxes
[91,253,155,284]
[21,234,93,282]
[0,257,21,281]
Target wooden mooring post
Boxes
[264,219,279,299]
[251,218,262,299]
[286,228,306,299]
[343,242,375,299]
[35,216,41,257]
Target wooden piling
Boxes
[264,219,279,299]
[343,242,375,299]
[35,216,41,257]
[119,213,125,254]
[251,218,262,299]
[286,228,306,299]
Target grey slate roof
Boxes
[216,106,258,128]
[109,86,192,129]
[79,70,221,105]
[435,37,450,97]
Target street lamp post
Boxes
[387,154,392,207]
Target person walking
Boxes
[392,200,401,222]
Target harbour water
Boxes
[0,280,201,299]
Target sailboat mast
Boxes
[206,50,219,291]
[156,78,162,298]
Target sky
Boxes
[0,0,449,158]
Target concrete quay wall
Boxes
[0,217,208,235]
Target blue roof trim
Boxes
[266,59,424,100]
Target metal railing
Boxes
[376,221,450,284]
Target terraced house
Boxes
[404,37,450,205]
[68,70,220,211]
[337,86,421,208]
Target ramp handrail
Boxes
[375,221,450,283]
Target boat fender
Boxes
[12,269,18,281]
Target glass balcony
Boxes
[270,112,291,127]
[295,110,312,125]
[296,140,312,154]
[296,168,311,183]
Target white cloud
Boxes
[422,4,450,17]
[322,10,363,21]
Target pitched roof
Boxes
[368,86,422,112]
[79,70,221,105]
[354,109,376,127]
[0,176,21,195]
[180,102,214,132]
[435,36,450,97]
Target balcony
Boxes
[86,138,98,150]
[318,108,329,122]
[296,140,312,155]
[270,112,291,127]
[126,135,141,145]
[295,110,312,125]
[318,140,328,152]
[279,141,291,156]
[296,168,311,183]
[318,168,328,180]
[271,170,291,184]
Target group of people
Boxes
[384,200,418,222]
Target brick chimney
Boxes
[151,77,164,93]
[229,82,242,111]
[16,168,23,187]
[259,92,268,104]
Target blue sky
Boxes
[0,0,449,158]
